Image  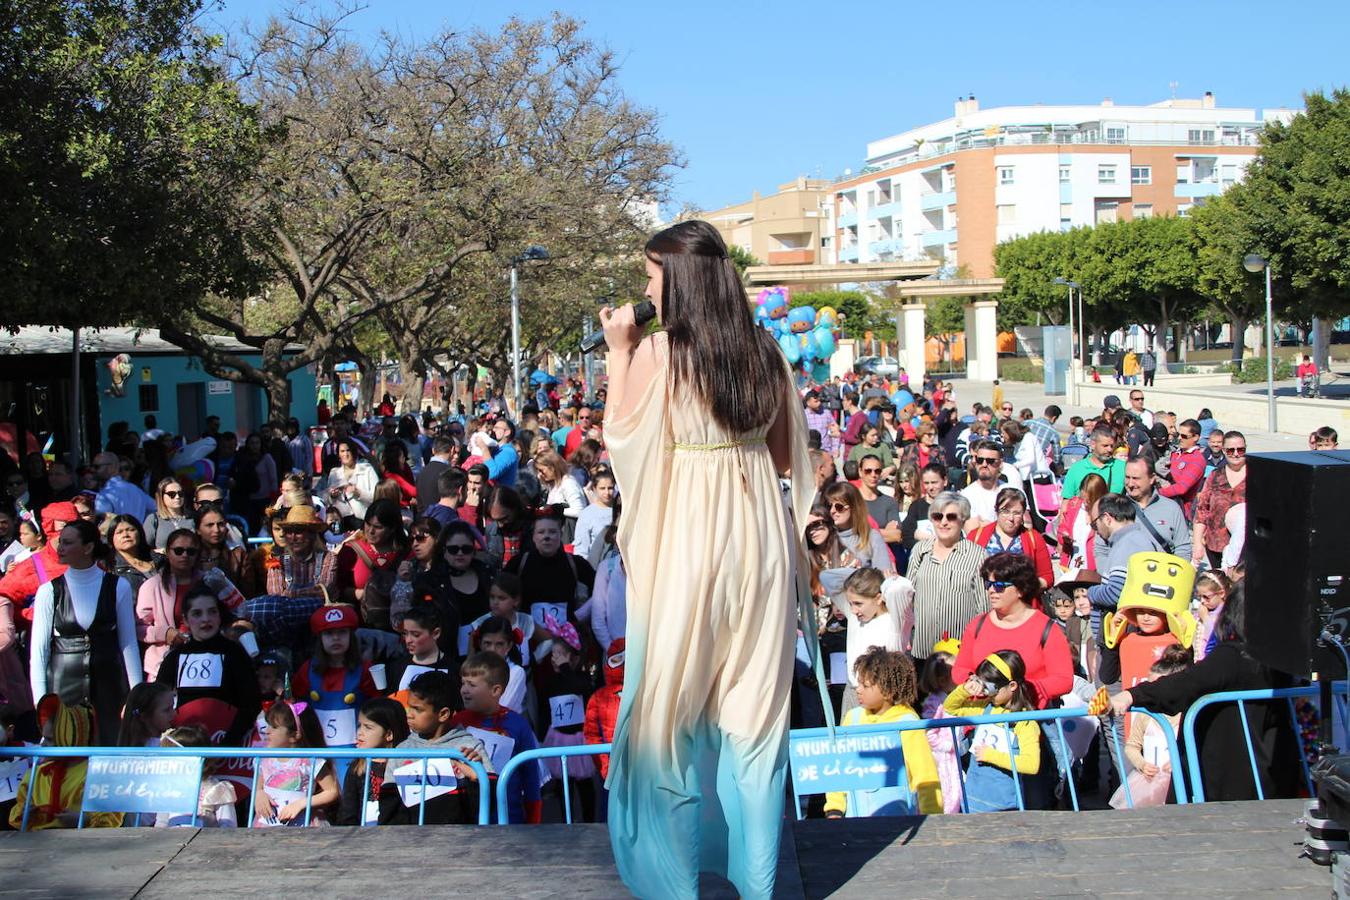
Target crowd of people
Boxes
[802,376,1340,814]
[0,370,1340,828]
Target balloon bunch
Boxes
[753,287,841,381]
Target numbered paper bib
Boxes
[828,652,849,686]
[971,723,1013,756]
[549,693,584,729]
[362,799,380,826]
[398,664,439,692]
[318,708,357,746]
[178,653,224,689]
[391,759,458,807]
[465,727,515,775]
[1142,728,1170,767]
[0,753,33,803]
[531,602,568,631]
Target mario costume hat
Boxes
[1103,551,1197,650]
[310,603,359,634]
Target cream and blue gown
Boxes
[605,333,815,899]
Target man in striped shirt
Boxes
[803,391,840,456]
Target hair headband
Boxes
[984,653,1013,682]
[286,700,309,744]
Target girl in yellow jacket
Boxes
[9,695,123,830]
[943,649,1040,812]
[825,648,942,817]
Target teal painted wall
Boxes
[93,352,317,441]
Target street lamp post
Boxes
[1243,253,1276,433]
[508,245,550,417]
[1053,277,1082,403]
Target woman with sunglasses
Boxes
[822,482,896,576]
[143,478,195,551]
[135,528,228,680]
[1192,430,1248,570]
[421,519,493,657]
[391,518,443,626]
[966,487,1054,591]
[950,551,1072,714]
[905,491,986,671]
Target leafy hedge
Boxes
[998,359,1045,383]
[1229,356,1293,383]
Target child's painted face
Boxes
[355,714,391,751]
[532,520,562,556]
[1197,587,1224,611]
[550,642,577,670]
[488,586,519,618]
[479,632,512,660]
[459,673,503,714]
[855,678,887,713]
[846,590,885,625]
[320,628,351,660]
[184,597,221,642]
[405,692,447,737]
[1133,610,1167,636]
[401,620,439,660]
[256,666,279,698]
[146,690,176,736]
[1073,588,1091,617]
[266,722,297,749]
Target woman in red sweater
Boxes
[967,487,1053,592]
[951,552,1073,709]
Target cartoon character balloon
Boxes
[754,287,841,381]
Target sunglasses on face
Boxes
[1224,447,1247,457]
[411,532,433,543]
[984,579,1014,592]
[975,457,1001,466]
[929,511,961,524]
[1131,395,1144,402]
[860,467,881,475]
[163,490,182,498]
[445,544,475,554]
[169,546,198,557]
[829,502,850,514]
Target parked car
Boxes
[853,356,901,377]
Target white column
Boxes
[964,303,979,380]
[968,300,999,382]
[901,303,926,387]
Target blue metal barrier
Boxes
[1181,684,1348,803]
[2,745,491,830]
[492,706,1187,823]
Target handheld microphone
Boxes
[579,301,657,354]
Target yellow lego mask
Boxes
[1103,552,1197,650]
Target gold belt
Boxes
[671,436,767,452]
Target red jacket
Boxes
[1159,445,1205,519]
[0,544,66,624]
[583,638,624,779]
[967,523,1054,593]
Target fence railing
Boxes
[4,745,490,831]
[1181,684,1348,803]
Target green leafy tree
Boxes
[0,0,262,327]
[727,244,760,281]
[925,296,966,368]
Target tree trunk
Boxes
[357,360,377,416]
[263,373,292,422]
[399,358,427,417]
[1230,315,1247,366]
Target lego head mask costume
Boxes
[1103,551,1196,650]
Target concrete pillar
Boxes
[965,300,999,381]
[901,303,926,387]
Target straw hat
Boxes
[278,504,326,533]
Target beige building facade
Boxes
[701,176,833,266]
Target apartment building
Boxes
[831,94,1299,277]
[701,176,834,265]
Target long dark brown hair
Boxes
[645,220,789,433]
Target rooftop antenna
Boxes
[1169,80,1179,100]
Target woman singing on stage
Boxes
[599,220,814,898]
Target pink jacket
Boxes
[136,574,185,681]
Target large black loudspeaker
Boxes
[1245,450,1350,678]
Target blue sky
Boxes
[213,0,1349,214]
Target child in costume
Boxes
[1112,644,1193,809]
[291,604,379,759]
[944,650,1040,813]
[473,616,528,715]
[336,697,410,826]
[1101,553,1197,737]
[536,615,596,821]
[919,636,964,814]
[156,587,260,746]
[155,724,238,827]
[252,700,340,827]
[388,671,490,825]
[825,648,941,817]
[452,652,541,824]
[8,695,122,829]
[584,638,625,781]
